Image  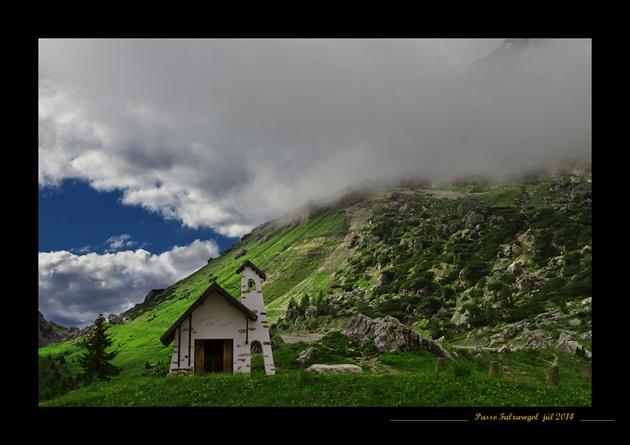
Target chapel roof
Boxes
[159,281,257,346]
[235,260,266,280]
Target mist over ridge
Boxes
[39,38,591,237]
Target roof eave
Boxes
[159,282,257,346]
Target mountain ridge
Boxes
[37,159,592,406]
[38,158,591,347]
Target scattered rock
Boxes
[296,347,317,364]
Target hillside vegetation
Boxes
[38,162,592,406]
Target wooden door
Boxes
[194,339,205,375]
[195,339,233,374]
[206,340,223,373]
[223,339,233,373]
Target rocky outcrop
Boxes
[38,311,85,348]
[107,314,127,325]
[143,289,165,303]
[556,333,592,359]
[38,311,56,348]
[296,347,317,364]
[344,314,452,359]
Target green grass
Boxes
[39,340,592,407]
[38,366,591,407]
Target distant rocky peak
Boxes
[38,311,85,348]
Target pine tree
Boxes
[77,313,122,383]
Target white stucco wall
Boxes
[169,294,251,373]
[192,295,249,339]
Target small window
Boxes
[247,278,257,291]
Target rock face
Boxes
[344,314,452,359]
[143,289,165,303]
[38,311,84,348]
[107,314,127,325]
[38,311,56,348]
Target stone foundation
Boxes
[168,367,194,377]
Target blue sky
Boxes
[38,180,237,255]
[38,38,591,328]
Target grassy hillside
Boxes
[38,163,592,406]
[40,331,591,407]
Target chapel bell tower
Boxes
[236,260,275,375]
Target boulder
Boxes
[343,313,375,348]
[306,364,363,374]
[344,314,452,359]
[556,338,592,359]
[519,331,549,350]
[296,347,317,364]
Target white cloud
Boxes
[38,239,220,328]
[105,234,137,252]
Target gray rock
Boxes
[38,311,85,348]
[296,347,317,364]
[108,314,126,325]
[556,339,592,359]
[344,314,452,359]
[306,364,363,374]
[519,331,549,350]
[507,261,525,274]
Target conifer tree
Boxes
[77,313,122,383]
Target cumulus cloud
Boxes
[105,234,137,252]
[39,239,220,328]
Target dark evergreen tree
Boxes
[298,293,310,311]
[77,313,122,383]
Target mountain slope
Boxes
[38,161,592,402]
[44,163,590,332]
